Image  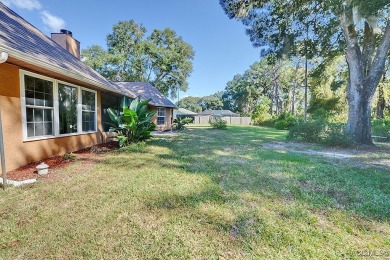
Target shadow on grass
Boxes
[135,126,390,222]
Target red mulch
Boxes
[5,142,119,181]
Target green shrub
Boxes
[255,117,277,127]
[63,153,77,160]
[322,123,353,146]
[108,97,156,147]
[372,119,390,141]
[209,115,227,129]
[274,113,298,130]
[288,119,325,143]
[173,117,193,130]
[288,119,353,147]
[274,120,289,130]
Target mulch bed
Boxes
[5,142,119,181]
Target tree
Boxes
[177,96,202,113]
[201,92,224,111]
[220,0,390,144]
[82,20,195,98]
[223,57,297,116]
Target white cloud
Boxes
[40,10,65,32]
[2,0,42,10]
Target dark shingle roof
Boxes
[0,3,125,95]
[115,82,177,108]
[198,110,239,116]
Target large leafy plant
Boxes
[173,117,193,130]
[107,97,156,147]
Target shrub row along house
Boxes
[0,3,176,171]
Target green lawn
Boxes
[1,126,389,259]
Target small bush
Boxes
[372,119,390,141]
[288,120,325,143]
[63,153,77,160]
[255,117,277,127]
[174,117,193,130]
[274,120,289,130]
[322,123,353,146]
[288,120,353,147]
[209,115,227,129]
[90,146,103,154]
[274,113,298,130]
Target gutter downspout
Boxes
[0,52,8,190]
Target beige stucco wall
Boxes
[150,106,173,131]
[0,62,104,171]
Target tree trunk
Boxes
[346,81,373,144]
[291,62,300,115]
[340,8,390,145]
[274,83,279,115]
[344,44,375,145]
[304,55,308,122]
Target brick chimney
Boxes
[51,29,80,59]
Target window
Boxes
[58,83,78,134]
[82,89,96,132]
[24,75,54,138]
[101,93,121,132]
[21,71,98,140]
[157,107,165,125]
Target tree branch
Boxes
[367,20,390,95]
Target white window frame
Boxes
[20,70,97,142]
[80,87,98,132]
[157,107,165,126]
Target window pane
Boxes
[82,90,95,111]
[24,75,53,138]
[35,92,44,106]
[44,109,52,122]
[44,94,53,107]
[44,81,52,93]
[158,108,165,117]
[59,84,78,134]
[35,78,45,93]
[25,75,35,91]
[24,75,53,108]
[44,122,53,135]
[157,117,165,125]
[26,91,35,105]
[89,120,95,131]
[34,109,43,122]
[35,123,44,136]
[82,111,95,132]
[27,108,34,122]
[27,123,34,137]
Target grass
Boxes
[0,125,389,259]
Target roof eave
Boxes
[1,45,131,97]
[150,103,177,108]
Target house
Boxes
[173,108,197,122]
[0,3,174,171]
[197,110,239,117]
[115,82,176,131]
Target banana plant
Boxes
[107,97,156,147]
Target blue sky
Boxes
[2,0,261,100]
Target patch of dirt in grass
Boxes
[6,142,118,181]
[261,142,390,169]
